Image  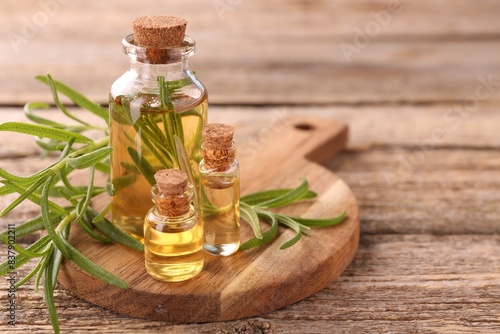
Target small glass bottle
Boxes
[109,16,207,241]
[199,124,240,256]
[144,169,204,282]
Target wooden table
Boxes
[1,1,499,333]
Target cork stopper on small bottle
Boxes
[132,16,187,63]
[153,169,190,216]
[202,123,236,171]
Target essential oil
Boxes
[144,169,204,282]
[199,124,240,256]
[109,16,207,241]
[110,96,207,241]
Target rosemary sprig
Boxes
[0,75,347,333]
[239,179,347,250]
[0,75,142,333]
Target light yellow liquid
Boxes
[110,94,207,241]
[201,174,240,256]
[144,209,204,282]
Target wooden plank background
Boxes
[2,0,500,104]
[0,0,499,333]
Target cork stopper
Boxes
[202,123,236,171]
[133,16,187,47]
[153,169,190,216]
[132,16,187,63]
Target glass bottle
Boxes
[144,169,204,282]
[109,31,207,241]
[199,124,240,256]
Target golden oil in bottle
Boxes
[144,169,204,282]
[109,17,207,241]
[110,96,207,241]
[144,209,204,282]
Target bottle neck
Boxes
[130,60,189,81]
[122,33,195,81]
[152,205,196,221]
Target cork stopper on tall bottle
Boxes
[202,123,236,171]
[154,169,190,216]
[132,16,188,63]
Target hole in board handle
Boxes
[294,123,315,131]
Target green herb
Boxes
[0,75,346,333]
[239,179,347,250]
[0,75,142,333]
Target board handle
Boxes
[238,116,348,166]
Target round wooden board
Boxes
[58,117,359,323]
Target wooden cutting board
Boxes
[58,116,359,323]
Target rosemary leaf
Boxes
[95,161,110,174]
[36,75,108,122]
[74,166,95,225]
[254,178,310,209]
[10,243,48,258]
[174,135,197,205]
[110,174,136,192]
[127,147,157,186]
[143,115,177,164]
[91,201,112,223]
[241,188,316,206]
[45,74,92,127]
[24,102,68,128]
[174,112,184,143]
[35,138,68,152]
[276,215,303,250]
[78,215,113,243]
[240,210,279,250]
[0,214,59,240]
[85,207,144,251]
[120,161,140,174]
[158,76,175,110]
[62,238,129,289]
[165,76,194,91]
[15,254,46,289]
[240,202,263,239]
[162,114,176,153]
[0,235,51,275]
[0,166,53,184]
[60,138,75,158]
[35,248,53,292]
[1,180,67,215]
[137,133,175,168]
[51,223,69,289]
[41,175,71,259]
[110,102,133,125]
[58,171,85,196]
[289,210,347,227]
[0,185,14,196]
[43,249,60,334]
[67,147,112,170]
[0,122,92,144]
[0,175,51,217]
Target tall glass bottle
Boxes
[144,169,204,282]
[109,18,207,241]
[199,124,240,256]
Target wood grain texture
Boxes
[0,106,499,333]
[1,0,500,330]
[1,236,498,333]
[56,117,359,323]
[2,1,500,105]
